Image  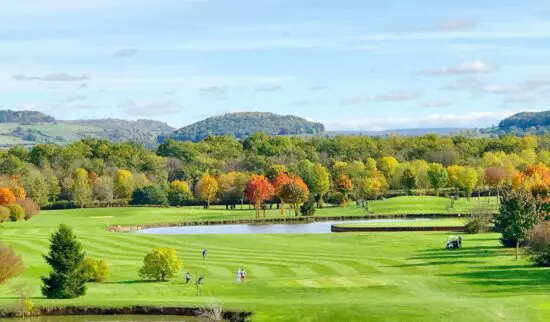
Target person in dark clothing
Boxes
[185,272,191,284]
[202,249,207,260]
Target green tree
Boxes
[167,180,193,206]
[310,164,331,207]
[131,185,167,205]
[357,171,389,212]
[401,169,416,195]
[458,166,478,200]
[427,163,448,196]
[22,170,50,207]
[41,224,86,299]
[139,248,182,282]
[495,188,541,260]
[81,258,110,283]
[70,168,92,207]
[93,176,114,204]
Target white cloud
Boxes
[340,96,369,106]
[478,84,522,95]
[114,48,139,58]
[309,85,329,91]
[434,19,475,32]
[421,100,453,108]
[420,60,493,76]
[374,90,422,102]
[320,111,516,131]
[255,85,284,92]
[200,86,230,94]
[118,100,183,117]
[13,73,89,82]
[440,77,482,91]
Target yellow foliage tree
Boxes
[196,173,219,208]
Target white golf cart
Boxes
[446,235,463,250]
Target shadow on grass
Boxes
[409,246,505,260]
[391,260,485,268]
[105,280,157,285]
[447,267,550,293]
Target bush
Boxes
[464,204,492,234]
[300,197,316,216]
[139,248,182,282]
[167,190,193,207]
[7,204,24,222]
[324,192,345,207]
[0,243,24,284]
[81,258,110,283]
[0,206,9,223]
[17,198,40,220]
[527,222,550,267]
[131,186,167,205]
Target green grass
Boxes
[0,123,104,146]
[0,196,548,321]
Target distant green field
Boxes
[0,122,104,146]
[0,197,548,322]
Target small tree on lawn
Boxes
[495,188,541,260]
[334,174,353,207]
[527,222,550,266]
[41,224,86,298]
[196,173,219,209]
[272,172,292,216]
[358,172,388,213]
[0,243,24,284]
[279,176,310,216]
[139,248,182,282]
[245,174,274,218]
[427,163,448,196]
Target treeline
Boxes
[0,110,55,124]
[0,133,549,210]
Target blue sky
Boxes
[1,0,550,130]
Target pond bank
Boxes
[108,213,464,233]
[0,306,251,322]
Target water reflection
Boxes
[136,219,431,235]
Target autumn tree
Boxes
[334,174,353,207]
[0,188,16,205]
[427,163,448,196]
[358,171,389,212]
[139,248,182,282]
[217,171,239,209]
[245,174,274,218]
[266,164,288,181]
[167,180,193,206]
[22,170,49,207]
[113,169,135,199]
[485,166,506,200]
[379,157,399,182]
[278,176,310,216]
[0,243,24,284]
[196,173,219,208]
[93,176,114,204]
[272,172,292,216]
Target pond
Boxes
[15,316,205,322]
[136,218,432,235]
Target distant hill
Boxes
[328,128,467,137]
[0,110,55,123]
[0,110,174,148]
[497,111,550,134]
[167,112,325,142]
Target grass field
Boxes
[0,196,548,321]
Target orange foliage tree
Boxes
[334,174,353,206]
[0,188,16,206]
[245,175,274,218]
[272,172,292,216]
[278,176,310,216]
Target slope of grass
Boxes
[0,197,547,322]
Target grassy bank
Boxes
[1,196,548,321]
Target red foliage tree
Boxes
[485,166,506,199]
[278,176,310,216]
[334,174,353,206]
[245,175,274,218]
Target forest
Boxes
[0,132,548,214]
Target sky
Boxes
[1,0,550,131]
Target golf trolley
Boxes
[446,236,463,250]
